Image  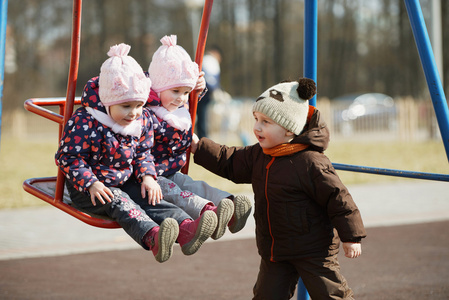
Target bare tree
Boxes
[3,0,448,112]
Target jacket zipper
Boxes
[265,156,276,262]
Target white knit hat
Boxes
[148,35,199,93]
[99,43,152,107]
[252,78,316,135]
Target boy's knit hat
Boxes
[148,35,199,93]
[252,78,316,135]
[99,43,152,107]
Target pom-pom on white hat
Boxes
[99,43,152,107]
[148,35,199,93]
[253,78,317,135]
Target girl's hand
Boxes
[141,176,163,205]
[190,133,199,154]
[88,181,113,206]
[343,242,362,258]
[195,72,206,91]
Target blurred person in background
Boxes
[196,45,222,139]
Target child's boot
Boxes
[202,199,234,240]
[228,195,252,233]
[143,218,179,263]
[177,211,217,255]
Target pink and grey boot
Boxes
[177,211,217,255]
[143,218,179,263]
[228,195,252,233]
[202,198,234,240]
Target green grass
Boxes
[325,140,449,184]
[1,136,448,209]
[1,137,59,209]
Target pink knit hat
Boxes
[99,43,152,107]
[148,35,199,93]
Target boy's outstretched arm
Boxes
[193,136,253,184]
[343,242,362,258]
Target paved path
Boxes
[1,180,449,260]
[1,180,449,299]
[2,221,448,299]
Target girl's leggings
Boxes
[66,178,191,249]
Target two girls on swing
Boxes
[55,36,251,263]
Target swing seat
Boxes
[23,97,120,229]
[23,176,120,228]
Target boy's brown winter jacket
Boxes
[194,109,366,262]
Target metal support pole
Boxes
[298,2,315,299]
[0,0,8,148]
[333,163,449,182]
[404,0,449,161]
[55,0,82,203]
[182,0,214,174]
[297,277,310,300]
[430,0,443,82]
[303,0,317,107]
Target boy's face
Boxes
[160,86,192,112]
[109,100,144,126]
[253,111,294,149]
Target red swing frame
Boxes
[22,0,214,228]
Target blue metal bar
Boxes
[297,278,310,300]
[300,1,317,299]
[404,0,449,161]
[0,0,8,147]
[297,1,317,299]
[333,163,449,182]
[303,0,317,107]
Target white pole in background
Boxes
[430,0,443,83]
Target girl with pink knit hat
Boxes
[146,35,252,241]
[55,43,218,263]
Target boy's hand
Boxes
[88,181,113,206]
[190,133,200,154]
[141,175,162,205]
[195,71,206,91]
[343,242,362,258]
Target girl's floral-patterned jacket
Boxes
[146,89,192,177]
[55,77,157,193]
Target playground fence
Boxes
[1,96,439,144]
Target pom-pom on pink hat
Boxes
[148,35,199,93]
[99,43,152,107]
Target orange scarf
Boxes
[263,143,309,157]
[262,105,315,157]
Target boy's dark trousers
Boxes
[253,254,354,300]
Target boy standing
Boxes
[191,78,366,299]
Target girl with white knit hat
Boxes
[56,43,218,263]
[146,35,252,241]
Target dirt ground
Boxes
[1,220,449,300]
